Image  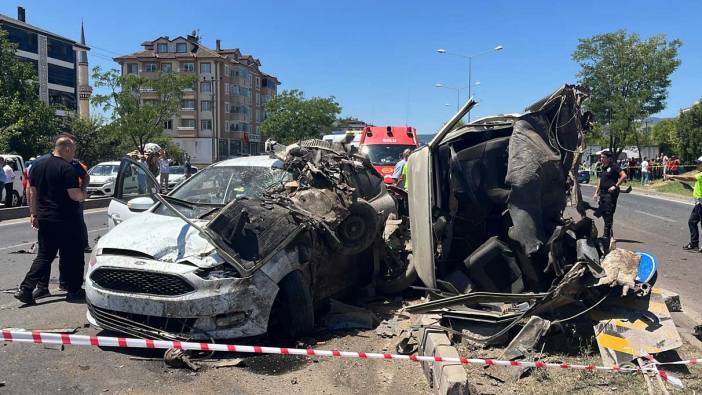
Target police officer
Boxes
[593,151,627,244]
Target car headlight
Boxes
[194,264,240,280]
[88,248,103,267]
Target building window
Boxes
[48,90,76,111]
[255,77,261,88]
[47,38,74,63]
[161,63,172,73]
[164,120,173,129]
[200,63,211,73]
[224,120,230,131]
[143,99,158,106]
[225,102,230,113]
[256,93,261,106]
[176,43,187,53]
[3,24,38,53]
[127,63,139,74]
[180,119,196,128]
[201,120,212,130]
[200,82,211,93]
[144,63,157,72]
[182,62,194,72]
[181,99,195,110]
[157,43,169,53]
[201,100,212,112]
[48,64,76,87]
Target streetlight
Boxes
[437,45,503,121]
[435,82,480,111]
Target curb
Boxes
[0,198,111,221]
[417,314,469,395]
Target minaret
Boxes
[77,20,92,118]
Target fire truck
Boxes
[359,126,419,184]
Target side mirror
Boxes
[127,196,155,212]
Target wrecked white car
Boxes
[86,143,413,341]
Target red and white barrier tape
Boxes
[2,330,690,388]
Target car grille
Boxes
[90,268,194,296]
[88,304,196,340]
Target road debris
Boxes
[322,299,379,331]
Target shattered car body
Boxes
[86,143,410,341]
[406,85,678,367]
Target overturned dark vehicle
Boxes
[86,140,414,340]
[406,85,677,367]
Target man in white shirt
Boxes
[641,157,650,186]
[2,157,15,207]
[158,150,170,192]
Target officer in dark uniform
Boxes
[593,150,628,244]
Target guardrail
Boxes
[0,198,111,222]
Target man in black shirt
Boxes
[594,151,628,244]
[14,136,87,305]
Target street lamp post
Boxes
[435,82,480,112]
[437,45,503,121]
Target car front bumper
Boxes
[85,254,279,340]
[87,182,114,197]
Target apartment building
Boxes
[114,33,279,165]
[0,7,91,117]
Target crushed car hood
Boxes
[98,212,222,268]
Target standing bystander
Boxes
[594,151,628,245]
[392,149,411,188]
[2,157,15,207]
[158,150,170,192]
[666,156,702,253]
[14,136,87,305]
[641,157,650,185]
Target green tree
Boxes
[91,66,196,154]
[650,118,680,156]
[677,101,702,164]
[260,89,341,143]
[66,114,122,167]
[572,31,681,157]
[0,28,62,159]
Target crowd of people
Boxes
[618,152,683,185]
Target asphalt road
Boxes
[579,184,701,311]
[0,208,428,394]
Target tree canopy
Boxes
[260,89,341,143]
[572,31,681,157]
[677,101,702,163]
[91,66,196,154]
[0,28,63,159]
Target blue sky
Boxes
[2,0,700,134]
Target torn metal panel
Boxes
[501,316,551,361]
[405,292,548,314]
[591,289,682,367]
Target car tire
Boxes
[268,271,314,340]
[376,253,418,294]
[333,201,379,256]
[11,191,20,207]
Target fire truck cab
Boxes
[359,126,419,184]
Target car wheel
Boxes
[333,201,379,255]
[376,253,418,294]
[11,191,20,207]
[268,271,314,340]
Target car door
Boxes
[107,158,159,229]
[408,99,476,288]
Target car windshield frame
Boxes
[153,164,290,219]
[361,144,417,166]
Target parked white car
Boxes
[167,165,198,190]
[0,154,27,207]
[87,161,120,197]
